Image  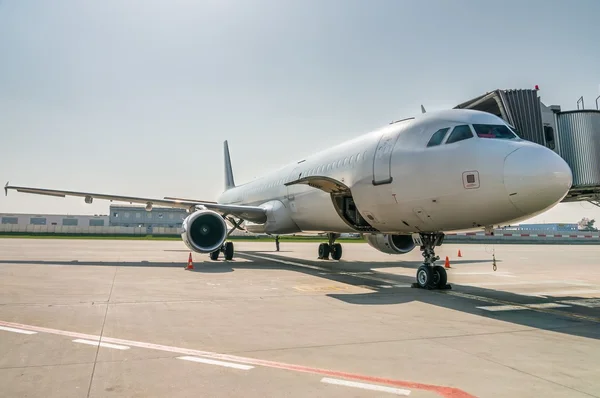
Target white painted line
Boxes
[0,325,37,335]
[466,280,589,288]
[477,302,570,312]
[454,272,515,277]
[526,303,571,309]
[321,377,411,395]
[559,299,600,308]
[522,289,600,298]
[177,356,254,370]
[444,292,600,323]
[446,291,508,305]
[72,339,130,350]
[477,305,528,312]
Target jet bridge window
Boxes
[445,125,473,144]
[472,124,518,139]
[426,128,450,147]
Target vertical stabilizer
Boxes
[224,140,236,190]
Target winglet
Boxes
[224,141,236,190]
[4,181,8,196]
[421,105,426,114]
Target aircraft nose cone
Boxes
[504,146,573,215]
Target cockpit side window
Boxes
[445,125,473,144]
[472,124,518,139]
[426,128,450,147]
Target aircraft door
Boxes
[372,127,401,185]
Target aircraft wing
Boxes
[4,183,267,223]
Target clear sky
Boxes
[1,0,599,224]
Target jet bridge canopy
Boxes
[454,88,600,205]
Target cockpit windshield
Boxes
[472,124,518,139]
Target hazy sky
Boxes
[1,0,599,224]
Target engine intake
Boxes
[181,209,227,253]
[366,234,416,255]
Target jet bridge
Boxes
[454,88,600,207]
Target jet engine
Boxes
[366,234,416,255]
[181,209,227,253]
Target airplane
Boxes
[4,108,573,290]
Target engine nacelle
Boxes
[181,209,227,253]
[366,233,416,255]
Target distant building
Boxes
[513,223,578,232]
[0,213,109,227]
[1,205,189,233]
[109,205,188,233]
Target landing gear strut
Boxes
[412,232,450,290]
[318,233,343,260]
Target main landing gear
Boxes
[318,233,343,260]
[209,217,243,261]
[412,232,450,290]
[209,241,235,261]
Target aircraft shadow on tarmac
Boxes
[232,251,600,341]
[2,252,599,341]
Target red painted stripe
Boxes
[520,234,530,237]
[585,235,592,238]
[570,235,577,238]
[554,234,562,237]
[503,233,513,236]
[0,320,476,398]
[538,234,546,237]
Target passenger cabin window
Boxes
[426,128,450,147]
[472,124,518,139]
[445,125,473,144]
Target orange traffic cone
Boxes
[458,249,462,257]
[445,256,451,269]
[186,253,194,270]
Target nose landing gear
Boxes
[412,232,451,290]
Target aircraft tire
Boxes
[224,241,234,260]
[210,250,219,261]
[416,265,433,289]
[331,243,342,260]
[318,243,330,259]
[432,265,447,288]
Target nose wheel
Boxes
[412,233,451,290]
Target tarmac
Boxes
[1,238,599,398]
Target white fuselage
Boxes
[217,109,573,236]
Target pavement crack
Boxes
[86,266,118,398]
[228,328,543,355]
